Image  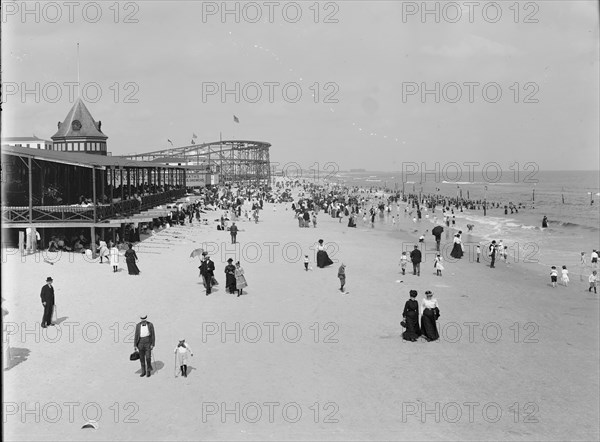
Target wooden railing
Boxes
[1,188,187,224]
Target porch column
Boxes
[110,166,114,209]
[28,156,33,223]
[91,166,97,258]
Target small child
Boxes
[476,245,481,263]
[550,266,558,288]
[503,246,509,263]
[434,254,444,276]
[589,270,598,293]
[561,265,569,286]
[400,252,408,275]
[174,339,193,378]
[338,263,346,292]
[304,255,310,271]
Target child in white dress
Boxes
[434,254,444,276]
[561,265,569,286]
[174,339,193,377]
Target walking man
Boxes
[40,277,55,328]
[489,240,497,268]
[410,245,422,276]
[134,315,156,378]
[201,254,216,295]
[230,222,238,244]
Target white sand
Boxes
[3,200,599,441]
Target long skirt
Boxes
[450,242,463,259]
[235,273,248,289]
[226,273,237,293]
[402,311,421,341]
[316,250,333,268]
[126,260,140,275]
[421,309,439,341]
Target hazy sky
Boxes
[2,1,599,171]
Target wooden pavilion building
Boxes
[1,145,188,251]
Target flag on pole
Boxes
[192,133,198,139]
[233,115,240,123]
[168,139,173,146]
[191,139,195,145]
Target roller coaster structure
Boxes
[122,140,271,186]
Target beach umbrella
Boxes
[431,226,444,237]
[189,248,204,258]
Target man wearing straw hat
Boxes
[134,315,156,377]
[40,277,55,328]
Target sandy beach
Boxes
[3,193,599,441]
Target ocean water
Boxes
[335,170,600,273]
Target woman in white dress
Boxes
[108,242,120,273]
[98,240,109,263]
[234,261,248,297]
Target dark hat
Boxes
[202,251,208,256]
[46,277,53,282]
[318,239,324,243]
[140,314,147,320]
[227,258,233,263]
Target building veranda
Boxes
[1,145,188,253]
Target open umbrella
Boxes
[431,226,444,238]
[190,248,204,258]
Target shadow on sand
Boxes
[4,347,31,371]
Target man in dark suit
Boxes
[199,252,210,295]
[134,315,155,378]
[410,245,422,276]
[204,255,215,295]
[40,277,55,328]
[489,240,497,268]
[230,222,238,244]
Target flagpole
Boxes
[77,42,80,98]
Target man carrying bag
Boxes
[134,315,155,378]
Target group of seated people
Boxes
[48,233,90,252]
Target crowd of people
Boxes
[24,176,599,384]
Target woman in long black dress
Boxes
[420,290,440,341]
[124,243,140,275]
[402,290,421,341]
[450,233,463,259]
[316,239,334,268]
[225,258,237,294]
